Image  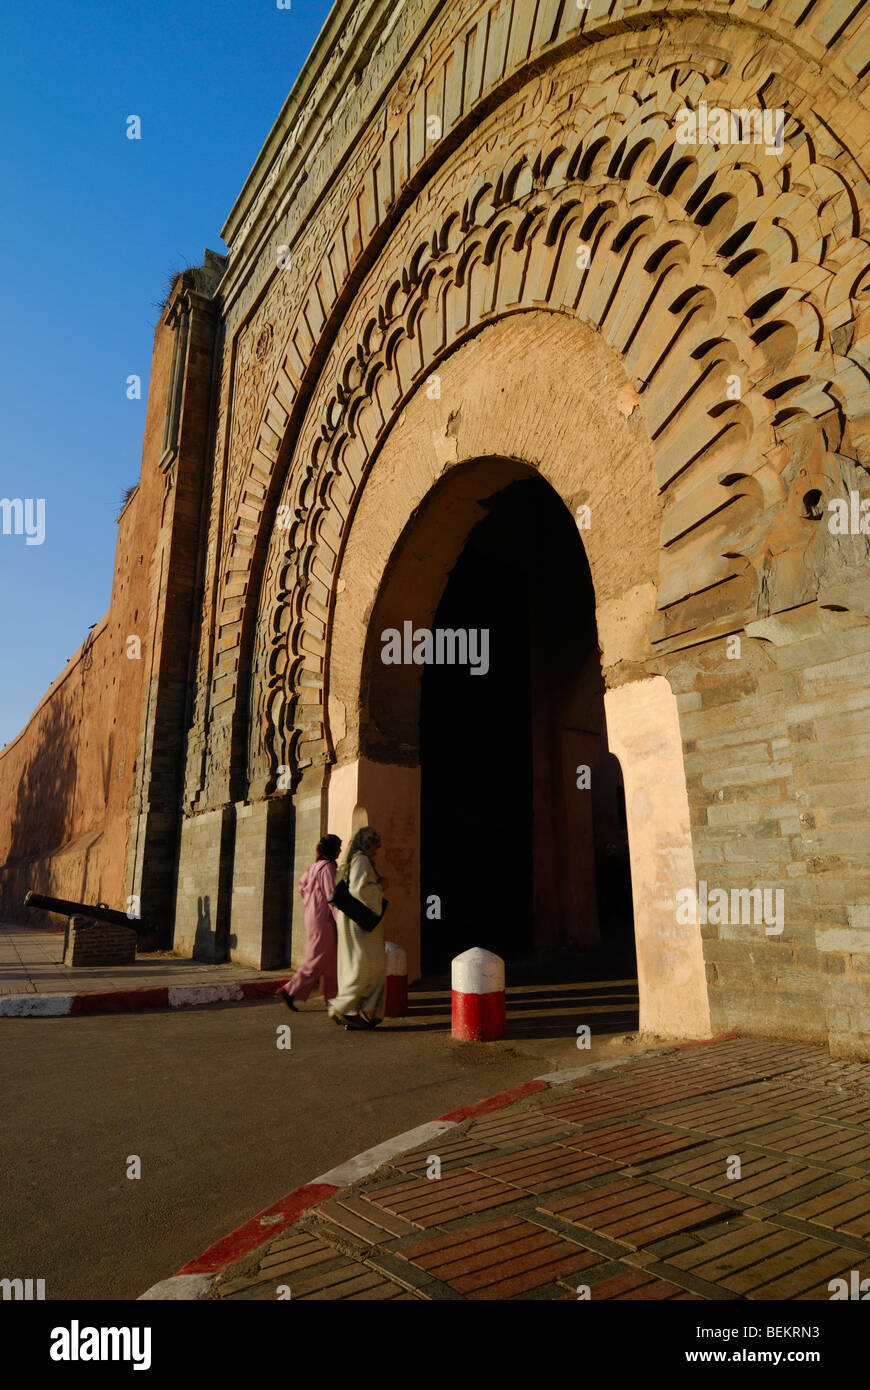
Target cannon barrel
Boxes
[24,891,149,936]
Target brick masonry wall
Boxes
[63,917,137,967]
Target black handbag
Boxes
[329,873,386,934]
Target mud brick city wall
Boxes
[122,266,224,942]
[0,310,178,926]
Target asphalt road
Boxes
[0,977,638,1300]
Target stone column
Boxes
[328,757,421,981]
[173,807,235,962]
[230,797,293,969]
[605,676,711,1040]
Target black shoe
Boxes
[279,991,297,1011]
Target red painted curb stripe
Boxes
[62,981,292,1015]
[158,1038,754,1290]
[171,1082,551,1282]
[240,979,290,999]
[70,987,170,1015]
[672,1030,739,1050]
[175,1183,340,1275]
[437,1078,550,1123]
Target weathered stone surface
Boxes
[1,0,869,1052]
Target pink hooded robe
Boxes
[280,858,338,1003]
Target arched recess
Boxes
[242,71,870,810]
[230,33,869,1027]
[323,310,711,1038]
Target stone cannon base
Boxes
[63,916,137,967]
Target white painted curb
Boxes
[312,1119,458,1187]
[0,994,74,1017]
[534,1059,638,1084]
[138,1274,215,1300]
[0,981,268,1018]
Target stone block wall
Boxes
[173,807,235,962]
[666,602,870,1056]
[229,799,292,971]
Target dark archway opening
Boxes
[420,474,635,988]
[420,484,534,971]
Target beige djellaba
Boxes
[328,851,387,1020]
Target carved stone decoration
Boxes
[177,0,870,815]
[254,325,273,362]
[235,56,869,798]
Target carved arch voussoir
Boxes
[243,52,870,796]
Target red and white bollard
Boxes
[384,941,408,1017]
[451,947,505,1041]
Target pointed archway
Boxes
[323,311,710,1038]
[417,471,631,977]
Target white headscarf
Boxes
[336,825,382,884]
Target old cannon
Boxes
[24,891,151,936]
[23,891,157,965]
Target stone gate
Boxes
[2,0,869,1057]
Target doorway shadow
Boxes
[401,945,639,1040]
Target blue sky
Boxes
[0,0,333,747]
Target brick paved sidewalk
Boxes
[207,1037,870,1301]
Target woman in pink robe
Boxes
[276,834,341,1011]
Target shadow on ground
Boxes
[397,943,640,1041]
